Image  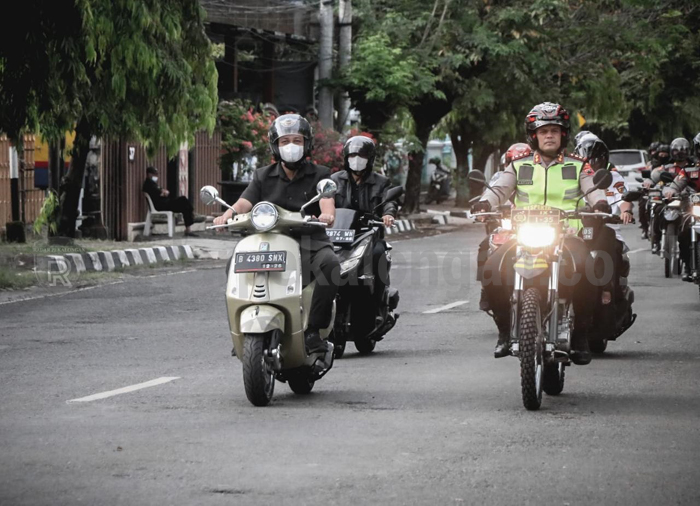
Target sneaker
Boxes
[651,244,660,255]
[184,231,199,237]
[494,331,510,358]
[304,329,328,354]
[682,272,694,282]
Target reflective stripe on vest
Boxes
[513,156,584,211]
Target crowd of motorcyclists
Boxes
[205,105,700,408]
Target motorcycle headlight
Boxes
[250,202,279,232]
[517,224,557,249]
[693,206,700,218]
[501,219,512,231]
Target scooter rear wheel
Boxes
[288,376,315,395]
[354,338,376,355]
[242,334,275,407]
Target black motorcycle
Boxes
[327,187,404,358]
[688,193,700,297]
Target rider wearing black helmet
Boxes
[332,136,398,308]
[214,114,340,354]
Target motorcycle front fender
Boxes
[514,251,549,280]
[240,305,286,334]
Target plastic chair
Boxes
[143,193,174,237]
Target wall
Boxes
[0,135,44,227]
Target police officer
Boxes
[214,114,340,354]
[663,133,700,281]
[332,136,397,309]
[472,102,611,365]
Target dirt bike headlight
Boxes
[693,206,700,218]
[517,224,557,249]
[501,219,512,231]
[250,202,279,231]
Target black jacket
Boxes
[331,170,397,218]
[142,178,168,208]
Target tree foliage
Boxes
[0,0,218,236]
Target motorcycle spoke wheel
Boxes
[242,334,275,407]
[519,288,544,411]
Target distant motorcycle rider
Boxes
[662,134,700,281]
[472,102,611,365]
[332,136,397,308]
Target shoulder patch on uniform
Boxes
[582,166,595,176]
[512,153,534,162]
[566,152,585,162]
[614,181,625,193]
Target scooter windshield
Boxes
[334,208,359,230]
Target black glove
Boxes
[471,200,492,214]
[592,201,612,214]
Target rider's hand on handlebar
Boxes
[382,215,395,227]
[214,208,235,226]
[622,210,634,225]
[592,201,612,214]
[317,213,335,227]
[662,188,676,199]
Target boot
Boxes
[570,331,592,366]
[494,331,510,358]
[479,288,491,312]
[682,268,694,282]
[651,243,660,255]
[493,313,511,358]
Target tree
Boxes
[0,0,217,237]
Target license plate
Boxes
[648,190,662,198]
[512,207,561,225]
[326,229,356,243]
[234,251,287,273]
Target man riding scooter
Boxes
[214,114,340,355]
[331,135,396,324]
[472,102,614,365]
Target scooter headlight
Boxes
[250,202,279,232]
[340,237,371,275]
[517,224,557,249]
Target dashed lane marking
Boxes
[423,300,469,314]
[627,248,648,255]
[67,376,181,403]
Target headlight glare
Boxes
[692,206,700,218]
[517,224,557,248]
[250,202,279,231]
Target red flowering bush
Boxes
[218,100,274,180]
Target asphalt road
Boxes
[1,223,699,505]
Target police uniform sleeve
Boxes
[579,164,607,205]
[481,164,516,208]
[668,170,688,195]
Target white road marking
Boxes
[627,248,648,255]
[423,300,469,314]
[67,376,180,403]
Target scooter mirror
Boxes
[592,169,613,190]
[622,190,643,202]
[200,185,219,206]
[468,170,487,187]
[384,186,404,202]
[316,179,338,199]
[660,171,675,184]
[640,169,651,179]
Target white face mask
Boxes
[279,143,304,164]
[348,157,368,173]
[151,176,158,182]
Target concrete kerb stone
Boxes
[64,253,86,273]
[139,248,158,264]
[97,251,115,272]
[385,219,416,235]
[125,249,144,266]
[114,250,130,269]
[85,252,103,272]
[154,246,170,262]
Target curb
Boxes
[385,219,416,235]
[42,245,195,274]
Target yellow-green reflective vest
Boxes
[512,155,585,211]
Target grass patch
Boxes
[0,266,35,290]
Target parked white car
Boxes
[609,149,649,190]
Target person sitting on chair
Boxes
[142,166,198,237]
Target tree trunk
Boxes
[57,118,91,238]
[451,124,472,208]
[318,0,335,129]
[469,143,494,199]
[402,122,432,214]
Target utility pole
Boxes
[337,0,352,132]
[318,0,335,129]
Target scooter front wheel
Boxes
[242,334,275,406]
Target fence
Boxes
[0,135,44,227]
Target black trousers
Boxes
[639,197,649,231]
[679,219,692,272]
[301,246,340,330]
[159,196,194,227]
[480,226,620,339]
